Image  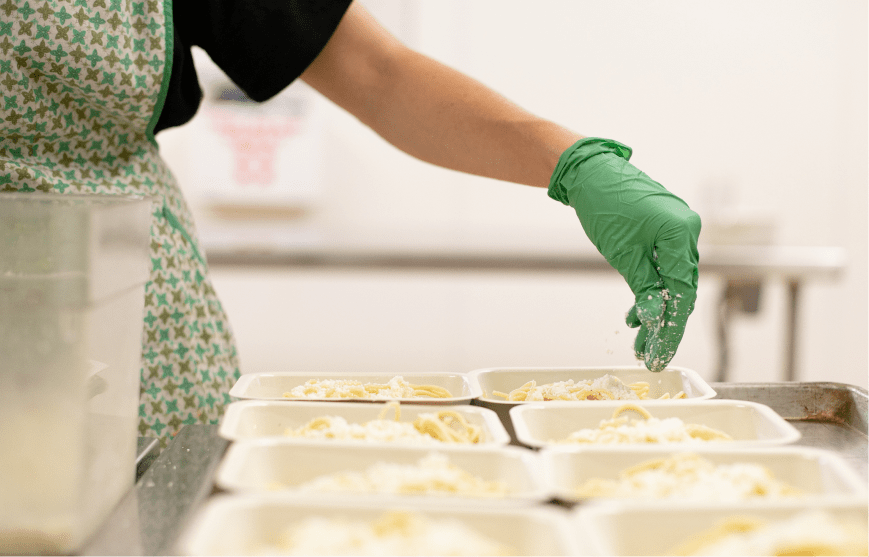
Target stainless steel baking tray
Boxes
[712,382,868,481]
[80,383,869,555]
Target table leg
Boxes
[784,280,801,382]
[715,278,766,382]
[715,284,731,383]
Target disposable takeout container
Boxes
[540,445,867,504]
[176,494,578,556]
[215,440,548,506]
[469,366,715,441]
[571,498,868,556]
[230,371,479,404]
[471,366,715,403]
[218,400,511,445]
[510,400,801,449]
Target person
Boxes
[1,0,700,447]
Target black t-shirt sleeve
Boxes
[155,0,352,134]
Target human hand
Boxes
[548,138,700,371]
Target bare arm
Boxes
[301,1,583,188]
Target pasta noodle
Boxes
[294,452,509,497]
[283,376,453,400]
[574,452,802,500]
[284,402,482,445]
[557,404,733,445]
[670,510,868,556]
[260,511,513,556]
[491,374,686,402]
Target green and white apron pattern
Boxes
[1,0,240,447]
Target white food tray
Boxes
[229,372,479,404]
[215,440,549,506]
[539,445,867,504]
[470,366,716,404]
[469,366,715,443]
[572,499,868,556]
[510,400,801,449]
[219,400,511,446]
[176,494,578,556]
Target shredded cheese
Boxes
[557,404,732,445]
[260,511,513,556]
[574,452,802,500]
[492,374,686,401]
[283,376,452,400]
[284,402,482,445]
[295,453,509,497]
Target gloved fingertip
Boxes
[644,338,676,372]
[645,354,669,372]
[625,306,641,328]
[633,325,650,361]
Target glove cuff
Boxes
[547,137,634,206]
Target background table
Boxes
[205,228,845,382]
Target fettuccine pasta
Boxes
[284,402,482,444]
[284,376,453,400]
[557,403,732,445]
[491,374,686,402]
[574,452,802,500]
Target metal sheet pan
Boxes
[81,382,868,555]
[711,382,868,481]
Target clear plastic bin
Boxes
[0,193,151,554]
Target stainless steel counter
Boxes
[136,437,160,482]
[82,426,228,556]
[80,382,867,556]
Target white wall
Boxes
[157,0,868,388]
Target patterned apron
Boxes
[1,0,241,447]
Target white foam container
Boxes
[215,440,549,506]
[469,366,715,443]
[470,366,715,404]
[230,372,480,404]
[572,498,868,556]
[219,400,511,445]
[539,445,867,503]
[176,494,578,556]
[510,400,801,449]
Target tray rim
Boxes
[712,381,868,436]
[176,492,579,556]
[229,371,481,404]
[571,497,869,557]
[468,365,716,405]
[712,380,867,397]
[214,439,550,505]
[509,399,803,449]
[537,444,868,502]
[218,399,511,446]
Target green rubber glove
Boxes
[548,137,700,371]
